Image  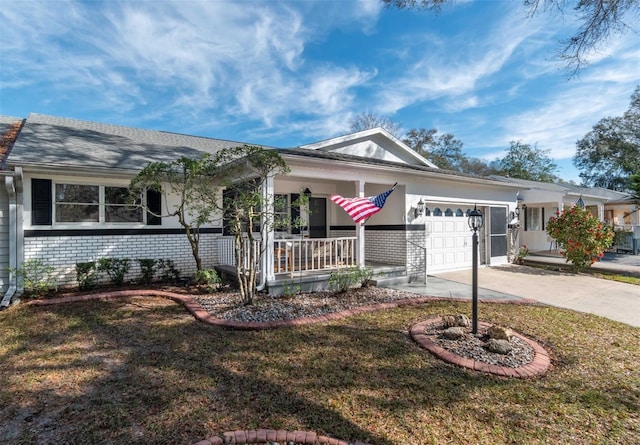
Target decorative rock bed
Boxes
[410,316,551,378]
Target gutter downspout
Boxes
[1,170,17,309]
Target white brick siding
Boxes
[365,230,406,266]
[24,232,222,287]
[0,187,8,294]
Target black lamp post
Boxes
[468,204,484,334]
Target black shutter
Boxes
[290,193,300,234]
[146,189,162,225]
[32,179,52,225]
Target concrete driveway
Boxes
[432,265,640,328]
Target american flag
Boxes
[575,196,585,208]
[330,184,396,224]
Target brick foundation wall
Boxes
[365,230,406,266]
[24,232,221,287]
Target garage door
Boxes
[424,208,473,273]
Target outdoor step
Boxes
[370,275,412,287]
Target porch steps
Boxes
[369,264,411,287]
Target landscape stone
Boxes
[487,325,513,341]
[454,314,470,328]
[485,338,512,354]
[441,315,456,328]
[442,327,466,340]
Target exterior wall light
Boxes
[414,198,425,218]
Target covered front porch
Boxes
[216,236,406,295]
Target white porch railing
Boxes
[217,237,357,275]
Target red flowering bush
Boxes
[546,206,614,272]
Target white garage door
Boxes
[424,211,473,273]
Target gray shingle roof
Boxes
[8,113,269,172]
[489,175,632,200]
[279,147,498,182]
[0,115,25,168]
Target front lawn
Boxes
[0,296,638,444]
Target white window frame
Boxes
[52,181,144,226]
[526,207,542,231]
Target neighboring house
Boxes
[0,112,630,303]
[490,176,638,253]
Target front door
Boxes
[309,197,327,238]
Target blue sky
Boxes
[1,0,638,182]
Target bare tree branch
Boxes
[384,0,640,76]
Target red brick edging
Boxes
[193,429,370,445]
[410,317,551,379]
[26,289,539,330]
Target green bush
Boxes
[157,259,180,283]
[137,259,158,285]
[97,258,131,286]
[76,262,98,291]
[329,267,374,293]
[7,258,56,297]
[546,206,615,272]
[194,268,221,292]
[281,281,302,297]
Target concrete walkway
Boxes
[384,263,640,328]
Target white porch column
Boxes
[598,203,605,222]
[263,175,276,283]
[355,180,365,268]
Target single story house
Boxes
[0,113,635,303]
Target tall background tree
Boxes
[348,112,403,137]
[382,0,639,75]
[574,86,640,191]
[492,141,558,182]
[402,128,466,171]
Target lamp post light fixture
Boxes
[414,198,425,218]
[467,204,484,334]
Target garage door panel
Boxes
[424,215,472,272]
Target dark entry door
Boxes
[309,197,327,238]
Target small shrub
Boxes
[194,268,221,292]
[281,281,302,297]
[356,267,375,287]
[329,267,367,293]
[7,258,56,297]
[97,258,131,286]
[547,206,615,272]
[137,259,158,285]
[76,262,98,291]
[157,259,180,283]
[514,245,529,265]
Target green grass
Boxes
[0,296,638,444]
[594,272,640,285]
